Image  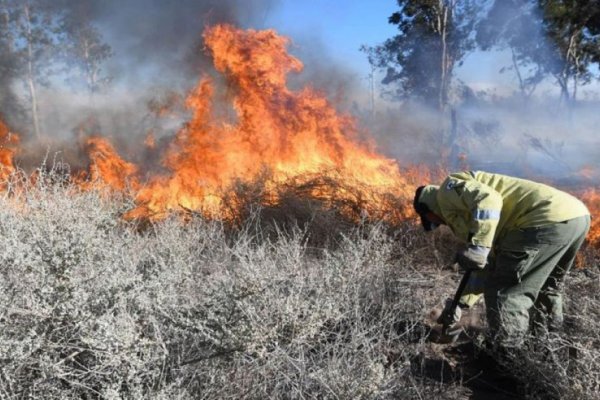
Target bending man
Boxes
[414,171,590,349]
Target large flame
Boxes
[82,136,140,192]
[124,24,417,221]
[74,24,600,243]
[581,190,600,247]
[0,119,19,186]
[0,23,597,246]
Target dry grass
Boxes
[0,171,597,399]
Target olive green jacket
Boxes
[419,170,589,306]
[420,170,589,248]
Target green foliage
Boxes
[478,0,600,103]
[540,0,600,102]
[369,0,600,106]
[363,0,483,108]
[476,0,547,98]
[60,5,113,93]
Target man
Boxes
[414,171,590,349]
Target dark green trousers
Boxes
[484,215,591,348]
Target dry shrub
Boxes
[1,169,599,399]
[220,170,413,250]
[0,171,445,399]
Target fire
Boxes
[581,190,600,247]
[81,136,139,192]
[1,22,596,248]
[144,131,156,149]
[0,119,19,186]
[123,24,417,221]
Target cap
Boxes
[413,185,442,231]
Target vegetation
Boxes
[0,0,112,136]
[366,0,600,108]
[539,0,600,104]
[478,0,600,105]
[361,0,600,168]
[476,0,548,99]
[0,172,598,399]
[0,2,597,398]
[362,0,483,110]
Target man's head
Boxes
[413,185,443,231]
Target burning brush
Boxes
[0,23,598,250]
[76,24,424,224]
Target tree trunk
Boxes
[563,31,583,107]
[83,38,97,94]
[1,0,13,57]
[368,65,375,119]
[571,38,582,105]
[438,0,449,113]
[24,3,41,138]
[448,108,461,169]
[566,33,576,106]
[511,47,523,93]
[556,74,570,105]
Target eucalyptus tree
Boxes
[479,0,600,104]
[60,3,112,95]
[364,0,483,111]
[476,0,547,99]
[0,0,62,138]
[0,0,20,121]
[540,0,600,104]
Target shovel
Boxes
[437,269,472,343]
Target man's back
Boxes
[438,170,589,245]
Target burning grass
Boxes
[0,24,427,225]
[0,119,18,185]
[581,190,600,248]
[117,24,422,222]
[1,22,598,245]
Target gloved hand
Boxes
[456,245,490,271]
[437,299,462,328]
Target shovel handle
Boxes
[442,269,472,334]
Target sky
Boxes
[86,0,535,99]
[264,2,399,79]
[262,2,522,97]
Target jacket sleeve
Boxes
[439,175,503,247]
[461,180,503,247]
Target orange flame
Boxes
[144,131,156,149]
[0,23,598,251]
[0,119,19,185]
[581,190,600,247]
[122,24,419,221]
[82,136,139,192]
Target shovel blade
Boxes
[430,326,463,344]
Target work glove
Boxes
[456,245,490,272]
[437,299,462,328]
